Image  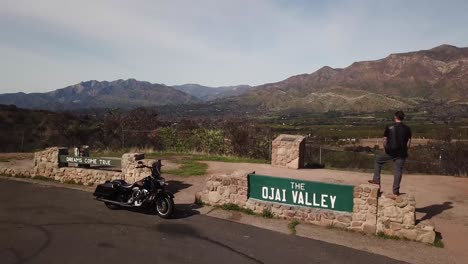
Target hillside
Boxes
[1,44,467,113]
[0,79,200,110]
[0,104,82,152]
[232,44,468,112]
[173,84,252,101]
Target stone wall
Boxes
[0,147,158,186]
[196,171,436,244]
[271,134,305,169]
[196,172,379,234]
[377,194,436,244]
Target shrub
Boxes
[262,208,274,218]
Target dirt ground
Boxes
[355,138,430,148]
[2,154,468,263]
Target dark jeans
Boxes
[372,153,406,194]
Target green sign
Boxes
[59,155,120,167]
[248,174,354,212]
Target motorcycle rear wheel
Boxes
[156,196,174,218]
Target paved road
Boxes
[0,179,404,264]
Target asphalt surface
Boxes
[0,179,405,264]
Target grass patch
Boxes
[194,197,205,206]
[376,231,401,240]
[0,157,11,162]
[165,160,208,176]
[216,203,256,215]
[13,174,30,179]
[33,175,54,181]
[288,220,300,235]
[262,208,274,218]
[92,150,125,158]
[147,151,269,164]
[434,237,444,248]
[192,155,269,164]
[63,179,83,185]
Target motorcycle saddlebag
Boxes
[93,181,117,199]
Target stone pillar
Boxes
[33,147,68,177]
[121,153,159,183]
[350,183,379,234]
[271,134,306,169]
[377,194,436,244]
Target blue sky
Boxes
[1,0,467,93]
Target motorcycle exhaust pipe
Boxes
[95,197,134,207]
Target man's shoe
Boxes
[393,192,401,196]
[368,180,380,185]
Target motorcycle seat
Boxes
[120,183,135,189]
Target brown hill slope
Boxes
[0,79,200,110]
[236,44,468,112]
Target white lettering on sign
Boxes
[63,156,113,166]
[84,158,97,165]
[262,187,287,202]
[99,159,111,166]
[263,186,337,209]
[290,182,305,190]
[66,157,83,163]
[330,195,337,209]
[313,193,320,206]
[321,194,328,208]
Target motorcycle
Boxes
[93,160,174,218]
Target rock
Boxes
[397,229,418,240]
[416,231,436,244]
[363,224,376,234]
[390,222,402,231]
[370,188,379,198]
[284,210,296,217]
[352,213,366,221]
[382,206,399,218]
[321,212,336,220]
[207,191,222,204]
[319,218,333,227]
[395,199,409,208]
[333,221,350,229]
[367,198,377,205]
[336,215,352,224]
[351,221,363,227]
[402,214,415,226]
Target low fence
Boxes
[304,141,468,176]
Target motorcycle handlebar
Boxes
[136,160,162,176]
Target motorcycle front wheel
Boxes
[155,196,174,218]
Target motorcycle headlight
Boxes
[159,177,166,186]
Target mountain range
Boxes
[230,44,468,113]
[173,84,252,101]
[1,44,467,113]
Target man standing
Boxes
[368,111,412,196]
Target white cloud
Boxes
[0,0,467,93]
